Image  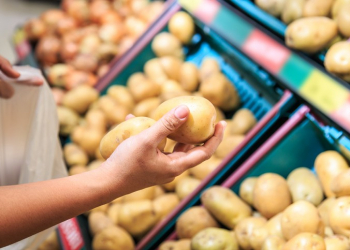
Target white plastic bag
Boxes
[0,66,68,250]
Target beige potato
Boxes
[281,200,324,240]
[235,217,267,250]
[318,198,336,227]
[133,97,161,117]
[261,235,285,250]
[97,96,129,126]
[201,186,252,229]
[158,90,192,103]
[175,177,201,200]
[324,235,350,250]
[325,42,350,82]
[215,135,245,159]
[179,62,199,92]
[87,160,103,171]
[199,58,221,81]
[324,226,334,237]
[282,0,305,24]
[57,106,80,136]
[336,4,350,37]
[159,239,191,250]
[159,56,183,81]
[230,109,257,135]
[99,117,166,159]
[329,196,350,237]
[85,109,107,133]
[190,156,222,180]
[239,177,258,206]
[332,0,350,18]
[285,17,338,54]
[215,107,225,124]
[265,213,284,238]
[107,203,120,225]
[152,32,184,59]
[144,58,168,85]
[118,200,158,237]
[287,167,324,206]
[161,80,184,94]
[162,170,189,191]
[107,85,135,111]
[176,206,219,239]
[153,96,216,144]
[302,0,333,17]
[38,231,60,250]
[331,169,350,196]
[253,173,292,219]
[251,226,270,250]
[168,11,195,44]
[87,203,109,215]
[153,193,180,221]
[200,72,240,111]
[120,186,156,202]
[255,0,287,17]
[127,72,161,102]
[191,227,239,250]
[154,185,165,198]
[63,143,89,167]
[68,165,88,176]
[164,138,177,153]
[62,85,98,114]
[282,233,325,250]
[72,126,104,157]
[315,150,349,197]
[89,211,114,236]
[92,226,134,250]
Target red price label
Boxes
[58,218,84,250]
[15,42,31,60]
[242,30,290,74]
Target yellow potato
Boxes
[235,217,267,250]
[176,206,219,239]
[200,72,240,111]
[329,196,350,237]
[97,96,129,126]
[107,85,135,112]
[153,96,216,144]
[154,185,166,198]
[144,58,168,85]
[287,167,324,206]
[282,233,325,250]
[324,235,350,250]
[191,228,239,250]
[86,203,109,215]
[331,169,350,196]
[214,135,245,159]
[325,41,350,82]
[62,85,99,114]
[107,203,120,225]
[71,126,104,157]
[285,17,338,54]
[261,235,285,250]
[175,177,201,200]
[265,213,284,239]
[336,4,350,37]
[201,186,252,229]
[92,226,134,250]
[332,0,350,18]
[253,173,292,219]
[153,193,180,221]
[162,170,189,191]
[282,0,305,24]
[315,150,349,197]
[230,109,257,135]
[158,90,192,103]
[179,62,199,92]
[127,72,161,102]
[152,32,184,59]
[190,156,222,180]
[68,165,88,176]
[255,0,287,17]
[239,177,258,206]
[57,106,80,136]
[161,80,184,94]
[159,56,183,81]
[159,239,191,250]
[87,160,103,171]
[88,211,114,236]
[120,186,156,203]
[281,200,324,240]
[99,117,166,159]
[63,143,89,167]
[168,11,195,44]
[302,0,333,17]
[133,97,161,117]
[85,109,107,133]
[251,226,270,250]
[199,58,221,81]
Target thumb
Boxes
[148,105,190,144]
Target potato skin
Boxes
[281,200,324,240]
[324,235,350,250]
[92,226,134,250]
[62,85,99,114]
[153,96,216,144]
[329,196,350,237]
[159,239,191,250]
[331,169,350,197]
[190,156,221,180]
[282,0,305,24]
[201,186,252,229]
[99,117,166,159]
[261,235,285,250]
[230,109,257,135]
[325,41,350,82]
[282,233,326,250]
[175,177,201,200]
[235,217,267,250]
[315,150,349,198]
[215,135,245,159]
[265,213,284,239]
[176,206,219,239]
[302,0,333,17]
[287,167,323,206]
[191,228,239,250]
[153,193,180,221]
[253,173,292,219]
[239,177,257,206]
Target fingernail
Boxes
[175,105,189,120]
[221,120,227,129]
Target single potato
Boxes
[255,0,287,17]
[230,109,257,135]
[332,0,350,18]
[302,0,333,17]
[175,177,201,200]
[282,233,325,250]
[261,235,285,250]
[107,85,135,112]
[107,203,120,225]
[152,32,184,59]
[92,226,134,250]
[239,177,258,206]
[282,0,305,24]
[144,58,168,85]
[168,11,195,44]
[331,169,350,196]
[179,62,199,92]
[63,143,89,167]
[159,56,183,81]
[235,217,267,250]
[191,228,239,250]
[325,41,350,82]
[62,85,98,114]
[324,235,350,250]
[153,193,180,221]
[329,196,350,237]
[199,58,221,81]
[190,156,222,180]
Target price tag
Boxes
[194,0,220,24]
[300,70,349,113]
[58,218,84,250]
[332,96,350,129]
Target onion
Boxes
[89,0,112,23]
[61,0,75,11]
[124,16,147,38]
[67,0,91,25]
[99,10,123,25]
[139,1,164,23]
[99,23,125,43]
[62,25,98,44]
[35,36,61,66]
[97,64,110,78]
[70,54,99,73]
[64,70,97,90]
[79,34,101,54]
[97,43,119,62]
[168,11,195,44]
[130,0,149,16]
[56,16,77,37]
[118,36,135,55]
[40,10,66,33]
[60,41,79,62]
[24,18,46,41]
[51,87,66,105]
[113,0,131,17]
[47,64,74,87]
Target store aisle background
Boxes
[0,0,58,63]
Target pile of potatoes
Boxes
[160,150,350,250]
[23,0,165,103]
[254,0,350,82]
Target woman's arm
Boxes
[0,106,226,247]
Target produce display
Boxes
[159,150,350,250]
[252,0,350,83]
[22,0,165,97]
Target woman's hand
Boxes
[102,105,226,197]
